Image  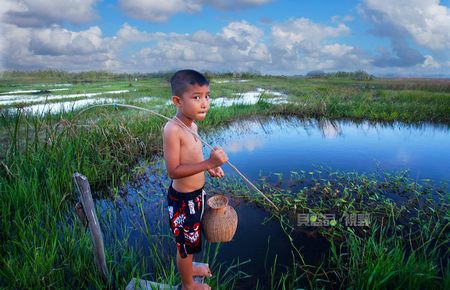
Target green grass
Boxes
[2,72,450,123]
[0,107,166,288]
[0,104,256,288]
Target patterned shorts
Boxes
[167,183,205,259]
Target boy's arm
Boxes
[163,124,227,179]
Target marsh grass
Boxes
[210,166,449,289]
[2,73,450,123]
[0,106,171,288]
[0,105,260,288]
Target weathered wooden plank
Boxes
[73,173,208,288]
[73,172,109,283]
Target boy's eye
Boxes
[206,95,210,100]
[194,96,200,100]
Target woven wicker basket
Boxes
[202,195,238,243]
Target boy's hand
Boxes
[208,167,224,178]
[208,146,228,168]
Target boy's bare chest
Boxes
[180,132,203,160]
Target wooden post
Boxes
[73,172,207,288]
[73,172,109,284]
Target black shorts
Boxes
[167,184,205,259]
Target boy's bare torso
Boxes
[169,121,205,192]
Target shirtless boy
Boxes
[163,69,228,290]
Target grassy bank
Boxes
[0,111,162,288]
[1,73,450,123]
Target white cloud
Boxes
[0,17,368,74]
[0,23,114,71]
[1,0,99,27]
[30,26,105,55]
[203,0,271,10]
[118,0,202,22]
[126,21,271,72]
[0,8,447,76]
[271,18,350,54]
[128,17,365,74]
[321,44,354,57]
[219,21,271,62]
[117,23,152,42]
[118,0,271,22]
[221,21,264,45]
[269,18,367,73]
[362,0,450,50]
[421,55,440,68]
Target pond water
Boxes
[207,117,450,184]
[98,117,449,288]
[212,88,289,107]
[163,88,289,107]
[0,89,130,106]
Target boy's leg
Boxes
[192,263,212,277]
[177,252,194,288]
[177,252,211,290]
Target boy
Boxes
[163,69,228,290]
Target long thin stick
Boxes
[74,103,280,211]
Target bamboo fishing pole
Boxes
[75,103,280,211]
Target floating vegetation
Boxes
[208,166,449,288]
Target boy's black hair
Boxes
[170,69,209,97]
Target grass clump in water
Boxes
[210,167,449,289]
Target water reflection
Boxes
[212,88,289,107]
[202,117,450,183]
[318,119,342,139]
[0,89,130,106]
[10,98,119,114]
[223,136,265,153]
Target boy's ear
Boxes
[172,95,182,107]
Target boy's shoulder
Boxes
[164,119,180,135]
[164,119,198,133]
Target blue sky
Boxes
[1,0,449,76]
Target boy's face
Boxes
[173,84,210,121]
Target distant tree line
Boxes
[0,69,376,83]
[0,70,267,84]
[306,70,374,80]
[0,70,171,83]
